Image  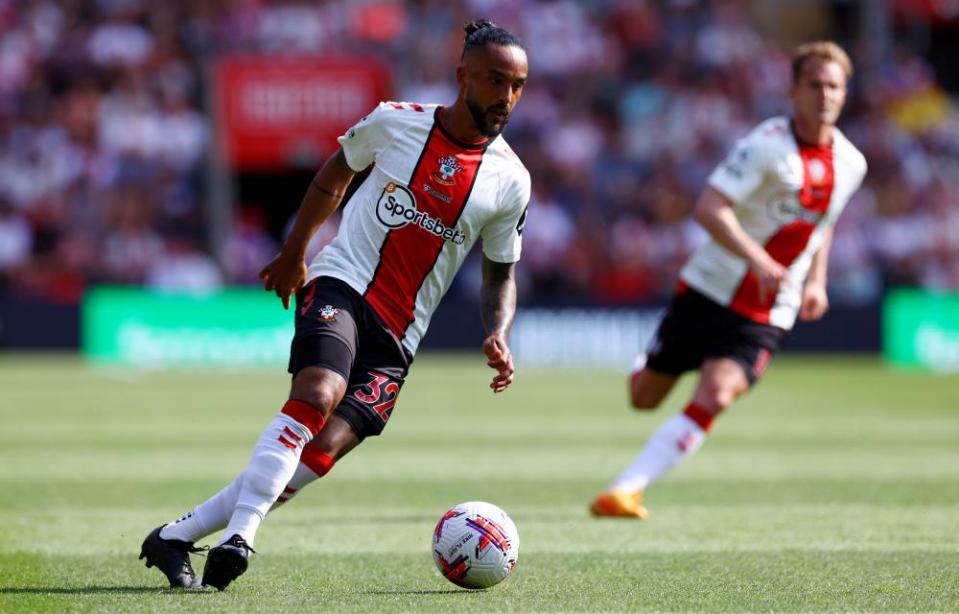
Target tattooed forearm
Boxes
[310,179,343,199]
[481,259,517,337]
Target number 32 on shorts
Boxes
[353,372,400,423]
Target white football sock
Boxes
[218,412,317,548]
[271,445,336,508]
[271,463,320,510]
[611,412,707,493]
[160,457,327,544]
[160,473,244,543]
[160,438,336,544]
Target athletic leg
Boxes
[199,367,344,590]
[617,357,748,487]
[142,278,362,589]
[594,358,749,519]
[216,367,344,547]
[140,369,342,590]
[690,357,750,414]
[158,415,361,547]
[629,368,679,410]
[592,289,696,517]
[273,415,361,507]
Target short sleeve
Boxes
[481,171,531,263]
[336,103,391,172]
[707,132,768,205]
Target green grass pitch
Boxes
[1,353,957,612]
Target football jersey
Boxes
[307,101,531,355]
[680,116,867,330]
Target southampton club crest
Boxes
[806,158,827,185]
[318,305,339,322]
[433,155,462,186]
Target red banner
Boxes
[213,56,391,170]
[892,0,959,25]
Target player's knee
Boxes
[628,368,676,411]
[696,384,737,413]
[291,368,346,416]
[295,385,339,416]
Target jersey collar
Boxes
[435,107,492,151]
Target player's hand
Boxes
[799,282,829,321]
[258,251,308,310]
[482,334,514,394]
[749,253,788,305]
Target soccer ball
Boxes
[431,501,519,589]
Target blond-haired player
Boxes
[591,41,867,519]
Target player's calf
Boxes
[272,448,336,508]
[692,357,750,412]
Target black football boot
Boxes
[139,525,206,588]
[202,534,255,591]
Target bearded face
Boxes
[459,43,528,139]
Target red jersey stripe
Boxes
[364,115,486,339]
[729,142,835,323]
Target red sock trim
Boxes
[300,447,335,477]
[683,402,716,432]
[281,399,326,436]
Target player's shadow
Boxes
[290,514,437,524]
[299,512,586,525]
[362,589,474,595]
[0,586,209,595]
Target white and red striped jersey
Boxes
[680,116,867,330]
[307,101,531,354]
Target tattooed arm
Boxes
[480,257,518,393]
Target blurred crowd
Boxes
[1,0,958,307]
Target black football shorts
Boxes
[289,276,412,439]
[645,286,787,386]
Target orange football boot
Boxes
[589,490,650,520]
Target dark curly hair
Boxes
[462,19,524,58]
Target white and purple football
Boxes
[431,501,519,589]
